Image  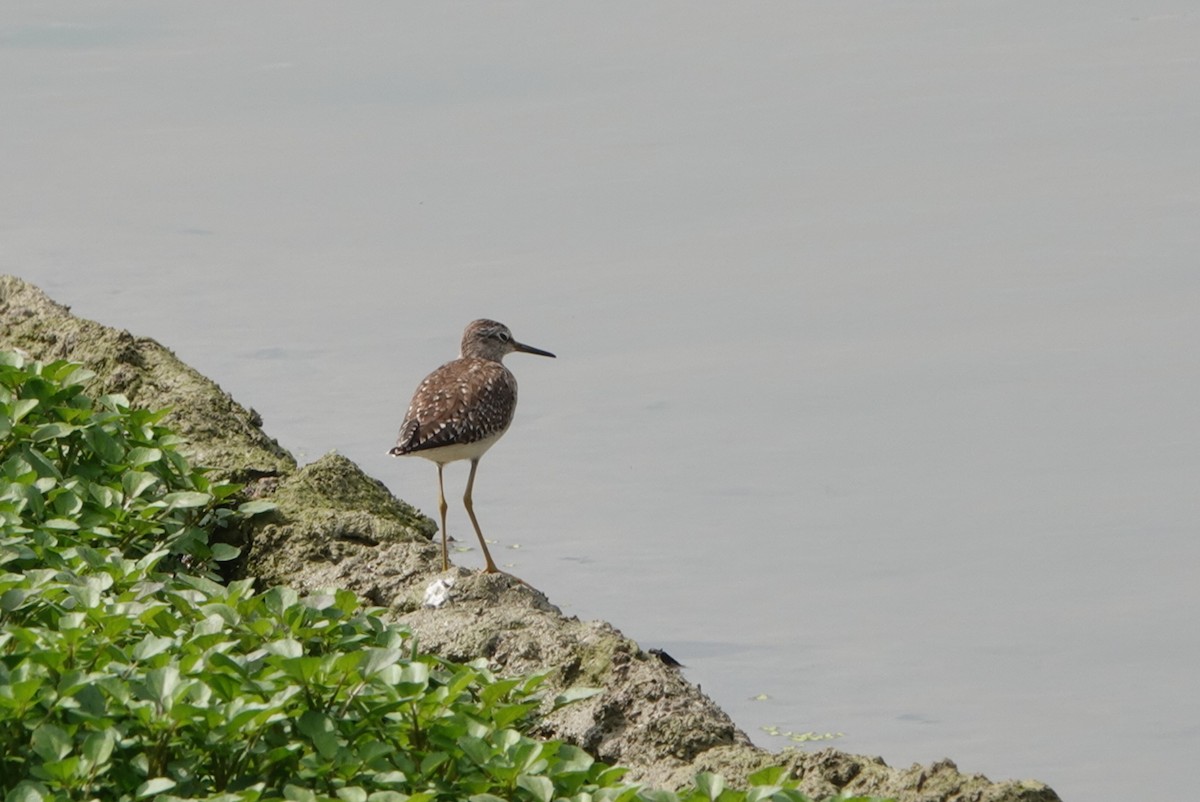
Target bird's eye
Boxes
[496,331,511,343]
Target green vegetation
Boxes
[0,353,881,802]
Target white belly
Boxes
[404,429,507,465]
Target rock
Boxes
[0,275,1062,802]
[246,452,439,608]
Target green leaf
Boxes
[263,586,299,615]
[457,735,494,768]
[297,710,339,759]
[747,767,788,787]
[211,543,241,561]
[80,729,116,769]
[393,662,430,697]
[694,772,725,801]
[238,500,277,516]
[492,702,537,729]
[284,786,318,802]
[82,426,125,462]
[745,786,784,802]
[126,447,163,467]
[50,487,83,517]
[31,422,77,441]
[145,666,181,709]
[123,471,160,501]
[163,491,212,510]
[360,648,402,678]
[479,677,522,706]
[265,638,304,659]
[30,724,71,762]
[36,757,81,783]
[136,778,177,798]
[638,791,681,802]
[516,775,554,802]
[11,398,40,423]
[596,766,631,785]
[88,483,120,508]
[552,685,603,710]
[5,781,48,802]
[548,744,593,775]
[2,456,34,483]
[418,751,449,777]
[41,518,79,531]
[132,634,176,662]
[4,678,42,705]
[59,365,96,386]
[25,452,62,483]
[97,393,131,411]
[175,572,225,596]
[1,484,41,519]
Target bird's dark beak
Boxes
[514,341,556,358]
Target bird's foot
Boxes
[482,566,528,586]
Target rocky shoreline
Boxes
[0,275,1061,802]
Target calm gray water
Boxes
[5,4,1199,799]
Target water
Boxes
[4,3,1199,799]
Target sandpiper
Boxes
[389,319,555,572]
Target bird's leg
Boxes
[436,462,450,571]
[463,458,501,573]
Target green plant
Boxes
[0,353,261,572]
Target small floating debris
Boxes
[788,731,844,743]
[760,726,844,743]
[751,693,771,701]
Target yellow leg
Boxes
[463,458,500,573]
[436,463,450,571]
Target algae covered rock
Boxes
[246,452,440,607]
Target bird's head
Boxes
[460,319,556,362]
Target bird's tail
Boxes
[389,419,420,457]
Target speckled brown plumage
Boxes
[391,357,518,458]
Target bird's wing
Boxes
[391,360,517,455]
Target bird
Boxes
[389,319,555,573]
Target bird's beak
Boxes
[514,340,556,358]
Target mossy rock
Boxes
[245,452,439,607]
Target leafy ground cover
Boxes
[0,352,885,802]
